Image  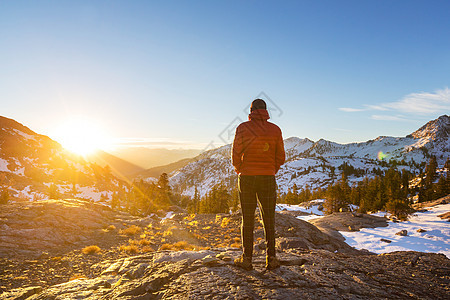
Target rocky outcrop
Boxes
[0,199,139,258]
[413,195,450,209]
[0,199,360,293]
[1,249,449,300]
[274,213,360,254]
[310,212,388,241]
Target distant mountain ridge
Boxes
[136,157,194,179]
[86,150,145,181]
[164,115,449,197]
[110,147,201,169]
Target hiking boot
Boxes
[266,256,280,270]
[234,255,253,270]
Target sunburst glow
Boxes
[53,117,112,156]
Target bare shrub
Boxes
[119,225,141,236]
[82,245,101,255]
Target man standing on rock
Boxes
[232,98,285,270]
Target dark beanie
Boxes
[250,98,267,112]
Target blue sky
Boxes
[1,1,449,151]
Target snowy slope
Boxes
[167,115,449,197]
[341,203,450,258]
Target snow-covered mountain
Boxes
[166,115,449,197]
[0,116,125,202]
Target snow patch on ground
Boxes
[296,214,324,222]
[0,158,9,172]
[341,204,450,258]
[74,185,112,202]
[276,199,325,216]
[277,199,449,257]
[162,211,175,220]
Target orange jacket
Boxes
[232,109,285,175]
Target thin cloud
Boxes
[365,104,389,111]
[339,107,366,112]
[371,115,408,121]
[340,87,450,119]
[384,88,450,114]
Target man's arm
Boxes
[232,125,243,174]
[274,128,285,173]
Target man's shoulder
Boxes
[236,121,251,130]
[238,120,282,132]
[267,121,282,132]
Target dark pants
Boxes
[238,175,276,258]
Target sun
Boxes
[53,117,112,156]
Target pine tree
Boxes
[154,173,172,209]
[424,156,437,186]
[384,168,402,202]
[285,188,298,205]
[48,184,61,199]
[188,186,200,213]
[299,185,312,203]
[324,175,351,214]
[435,175,448,199]
[230,188,240,213]
[158,173,170,191]
[386,198,411,221]
[444,157,450,170]
[111,192,120,210]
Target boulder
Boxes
[0,199,130,258]
[276,237,309,251]
[438,211,450,220]
[396,230,408,236]
[310,212,388,242]
[275,213,360,255]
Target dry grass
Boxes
[82,245,101,255]
[119,237,154,254]
[184,214,196,221]
[119,245,139,254]
[159,241,207,251]
[141,246,155,253]
[106,225,116,231]
[163,229,173,237]
[220,217,231,228]
[139,239,152,246]
[127,239,139,245]
[119,225,142,236]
